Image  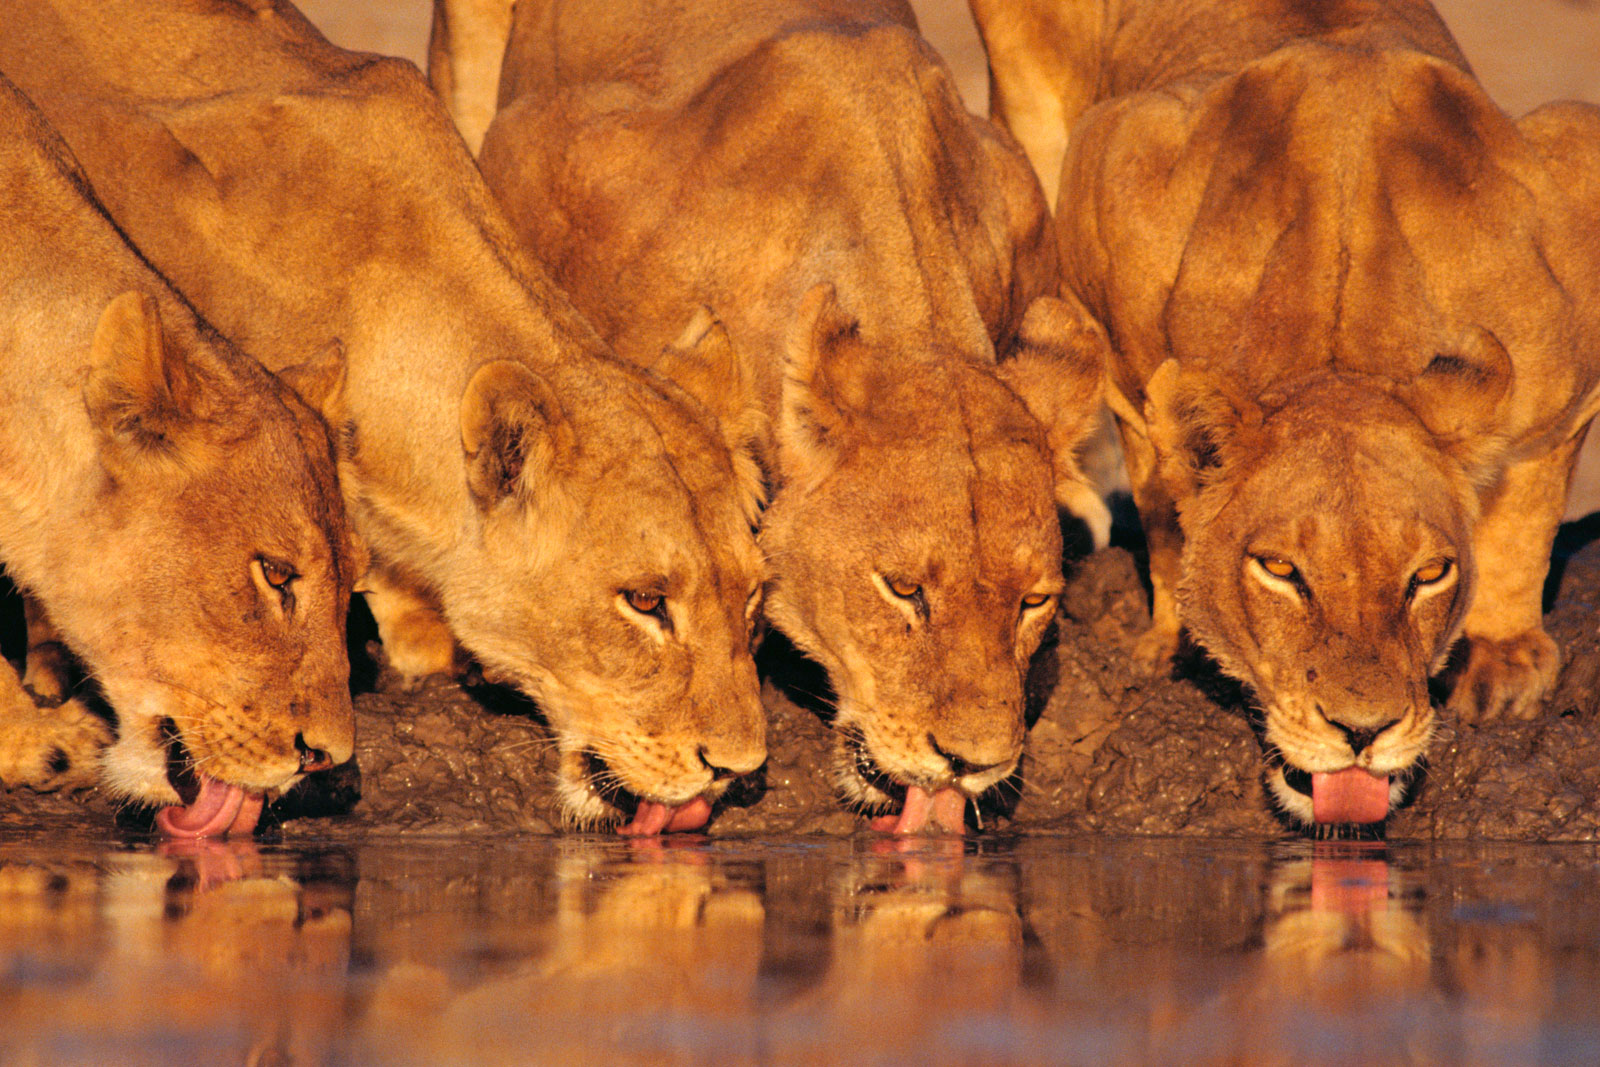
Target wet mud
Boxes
[5,523,1600,841]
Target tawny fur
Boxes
[0,73,356,804]
[969,0,1600,821]
[0,0,769,824]
[451,0,1109,813]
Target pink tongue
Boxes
[868,785,968,835]
[618,795,713,836]
[1311,768,1391,824]
[155,777,264,839]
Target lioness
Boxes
[0,0,768,833]
[0,72,357,835]
[968,0,1600,828]
[464,0,1107,832]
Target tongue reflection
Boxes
[618,795,713,836]
[1311,768,1391,824]
[155,777,264,839]
[868,785,967,835]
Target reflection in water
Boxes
[0,835,1597,1065]
[1150,843,1436,1065]
[360,836,767,1066]
[773,837,1029,1065]
[0,839,353,1066]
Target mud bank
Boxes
[6,529,1600,840]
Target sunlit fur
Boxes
[761,320,1065,810]
[472,0,1109,818]
[0,0,771,824]
[1171,381,1473,825]
[0,76,355,804]
[970,0,1600,824]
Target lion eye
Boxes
[258,556,296,590]
[1021,592,1054,611]
[1257,556,1298,581]
[877,573,930,621]
[255,556,298,616]
[624,590,664,615]
[888,579,921,600]
[1413,560,1450,585]
[1407,559,1454,600]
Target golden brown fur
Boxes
[0,0,768,828]
[425,0,514,155]
[0,73,356,806]
[468,0,1107,824]
[969,0,1600,824]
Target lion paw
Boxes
[365,593,460,686]
[1131,622,1181,675]
[21,640,73,705]
[1445,630,1560,724]
[0,697,112,791]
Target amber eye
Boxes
[1257,557,1297,580]
[1407,559,1454,601]
[1413,560,1451,585]
[625,590,664,615]
[888,579,921,600]
[1021,592,1054,610]
[259,557,296,590]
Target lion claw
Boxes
[1445,630,1559,724]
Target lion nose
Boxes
[295,733,335,774]
[698,745,760,782]
[928,734,1009,780]
[1331,719,1399,756]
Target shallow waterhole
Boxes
[0,830,1597,1066]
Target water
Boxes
[3,832,1598,1066]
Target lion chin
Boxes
[828,719,1017,836]
[1264,762,1413,839]
[554,751,732,837]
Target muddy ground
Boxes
[6,515,1600,841]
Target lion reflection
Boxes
[0,841,353,1065]
[359,840,766,1066]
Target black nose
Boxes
[295,734,333,774]
[928,734,1006,780]
[697,747,740,782]
[1332,720,1397,756]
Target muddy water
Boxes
[1,831,1597,1066]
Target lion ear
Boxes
[650,306,770,515]
[84,291,210,471]
[777,283,871,488]
[998,294,1112,547]
[1399,327,1513,442]
[277,339,349,430]
[1144,358,1259,499]
[459,360,576,510]
[651,307,769,451]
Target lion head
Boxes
[448,315,769,832]
[760,288,1102,829]
[1147,361,1505,829]
[45,293,359,833]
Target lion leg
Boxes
[361,569,460,685]
[1118,417,1183,671]
[0,652,109,791]
[426,0,515,156]
[1447,433,1586,723]
[21,596,73,704]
